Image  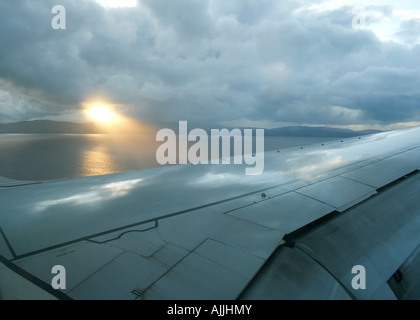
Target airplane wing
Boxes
[1,126,420,300]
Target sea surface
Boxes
[0,134,334,181]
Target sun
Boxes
[86,106,116,123]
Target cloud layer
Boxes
[0,0,420,128]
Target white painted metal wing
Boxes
[1,126,420,299]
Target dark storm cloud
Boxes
[142,0,214,39]
[0,0,419,126]
[330,66,420,121]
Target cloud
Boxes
[395,18,420,45]
[0,0,419,128]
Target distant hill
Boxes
[264,126,382,138]
[0,120,143,134]
[0,120,382,137]
[0,120,98,134]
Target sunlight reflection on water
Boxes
[81,145,117,177]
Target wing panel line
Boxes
[0,227,16,259]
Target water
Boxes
[0,134,334,181]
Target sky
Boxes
[1,0,420,130]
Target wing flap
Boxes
[341,148,420,188]
[225,191,335,233]
[296,176,377,212]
